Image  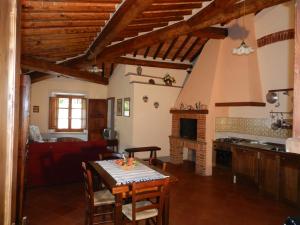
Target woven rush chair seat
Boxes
[82,162,115,225]
[94,189,115,206]
[122,200,158,221]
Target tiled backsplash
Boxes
[216,117,292,139]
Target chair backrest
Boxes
[131,178,169,225]
[99,152,123,160]
[82,162,94,207]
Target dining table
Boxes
[88,158,177,225]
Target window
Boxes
[49,95,87,132]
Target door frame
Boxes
[0,0,20,224]
[107,97,115,130]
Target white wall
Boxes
[229,2,295,118]
[30,77,108,140]
[108,64,187,157]
[107,65,134,150]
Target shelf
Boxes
[130,81,183,88]
[125,72,163,80]
[270,111,293,114]
[268,88,294,93]
[215,102,266,107]
[170,109,209,114]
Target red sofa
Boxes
[27,140,109,187]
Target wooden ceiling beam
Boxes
[214,0,239,8]
[163,37,178,60]
[22,12,111,21]
[131,16,184,25]
[144,47,151,58]
[140,10,192,18]
[95,25,225,61]
[190,39,208,62]
[127,23,169,31]
[94,0,287,62]
[86,0,155,60]
[22,26,100,36]
[22,1,117,12]
[21,56,108,85]
[153,0,208,2]
[22,33,96,41]
[172,35,191,61]
[22,44,90,53]
[191,27,228,39]
[29,72,57,83]
[147,3,202,11]
[23,44,88,52]
[23,37,95,45]
[181,37,200,62]
[27,0,122,2]
[22,20,106,28]
[153,42,164,59]
[113,57,192,70]
[188,0,290,30]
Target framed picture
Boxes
[123,98,130,117]
[116,99,122,116]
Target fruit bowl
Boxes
[115,158,137,170]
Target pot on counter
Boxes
[266,92,278,104]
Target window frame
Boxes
[54,95,86,132]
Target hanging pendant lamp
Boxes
[232,0,254,56]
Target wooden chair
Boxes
[99,152,123,160]
[82,162,115,225]
[122,178,169,225]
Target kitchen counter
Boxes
[232,142,300,207]
[233,141,285,152]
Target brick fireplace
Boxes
[169,109,208,175]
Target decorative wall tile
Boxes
[216,117,292,139]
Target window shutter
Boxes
[81,98,87,129]
[49,97,58,129]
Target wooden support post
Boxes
[294,1,300,138]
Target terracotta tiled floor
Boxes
[24,162,299,225]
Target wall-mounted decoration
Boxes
[154,102,159,109]
[148,79,155,84]
[195,102,201,110]
[142,95,148,103]
[180,103,185,110]
[163,73,176,86]
[123,98,130,117]
[33,106,39,113]
[137,65,142,75]
[187,67,192,74]
[116,99,122,116]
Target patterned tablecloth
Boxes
[96,160,169,185]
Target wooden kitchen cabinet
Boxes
[279,154,300,207]
[232,145,300,207]
[232,147,259,184]
[259,151,280,198]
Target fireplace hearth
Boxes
[169,109,208,175]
